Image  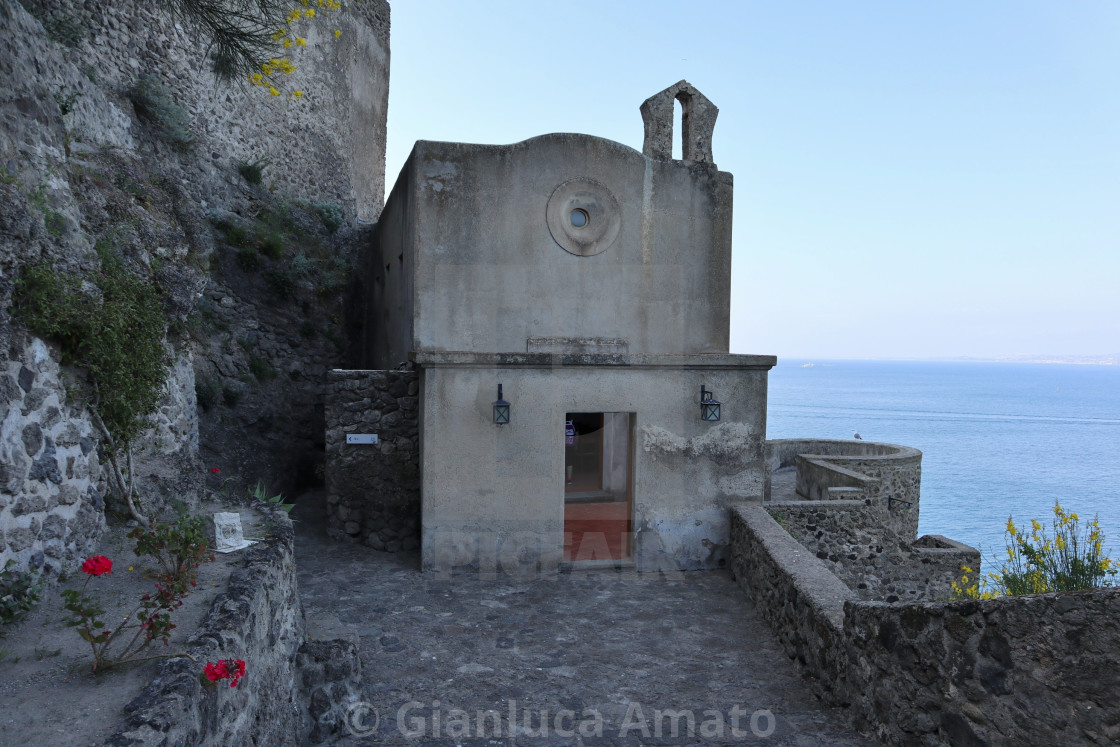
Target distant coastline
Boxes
[777,355,1120,366]
[933,354,1119,366]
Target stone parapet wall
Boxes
[104,509,364,746]
[768,500,977,602]
[731,504,1120,746]
[0,334,104,576]
[844,587,1120,746]
[729,504,854,702]
[766,438,921,546]
[324,369,420,551]
[105,508,306,745]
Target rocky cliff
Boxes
[0,0,389,577]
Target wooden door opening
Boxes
[563,412,632,562]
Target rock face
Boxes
[0,0,391,575]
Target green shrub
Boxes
[288,251,314,279]
[236,246,261,271]
[221,385,242,407]
[312,201,343,233]
[265,266,296,300]
[195,375,220,412]
[130,514,211,585]
[316,256,348,299]
[0,560,42,632]
[53,87,82,116]
[129,73,195,149]
[14,246,168,445]
[215,219,251,248]
[237,158,270,185]
[952,502,1117,599]
[248,353,274,381]
[20,1,86,48]
[44,210,65,237]
[44,15,85,47]
[258,227,285,259]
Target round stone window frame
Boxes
[546,178,621,257]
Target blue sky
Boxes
[383,1,1120,360]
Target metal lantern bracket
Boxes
[493,384,510,425]
[700,385,721,422]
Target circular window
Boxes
[545,179,621,257]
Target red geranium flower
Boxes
[230,659,246,687]
[204,658,247,687]
[81,556,113,576]
[210,467,220,474]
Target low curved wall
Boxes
[766,439,922,541]
[765,438,909,472]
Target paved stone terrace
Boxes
[293,492,872,746]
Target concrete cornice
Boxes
[409,351,777,370]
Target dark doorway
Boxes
[564,412,633,562]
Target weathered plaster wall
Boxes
[350,170,414,368]
[361,133,734,364]
[324,368,420,551]
[731,504,1120,746]
[416,352,773,574]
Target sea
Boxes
[766,359,1120,561]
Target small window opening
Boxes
[569,208,589,228]
[672,97,683,160]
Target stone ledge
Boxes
[409,351,777,369]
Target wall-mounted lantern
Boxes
[700,385,721,422]
[493,384,510,425]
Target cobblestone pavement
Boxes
[293,492,873,746]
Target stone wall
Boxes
[104,509,364,746]
[729,503,853,702]
[769,500,977,602]
[844,587,1120,746]
[731,504,1120,746]
[0,333,104,576]
[324,369,420,552]
[772,440,922,541]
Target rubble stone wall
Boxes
[324,368,420,552]
[0,333,104,576]
[731,504,1120,746]
[104,509,364,746]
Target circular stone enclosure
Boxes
[546,178,622,257]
